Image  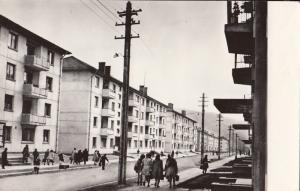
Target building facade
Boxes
[0,15,70,152]
[59,56,197,154]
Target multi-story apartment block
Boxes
[164,104,197,153]
[59,56,177,154]
[0,15,70,152]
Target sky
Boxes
[0,0,250,136]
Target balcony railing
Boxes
[228,1,253,24]
[128,115,138,123]
[145,120,155,126]
[101,107,115,117]
[23,84,47,99]
[21,113,46,125]
[100,128,114,136]
[128,99,139,107]
[128,132,138,138]
[102,89,116,99]
[144,134,152,139]
[25,55,50,71]
[146,106,155,113]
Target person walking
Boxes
[43,149,50,165]
[142,153,153,187]
[92,150,99,165]
[22,145,29,163]
[82,149,89,165]
[1,148,8,169]
[97,151,101,166]
[70,148,76,164]
[32,149,40,174]
[152,154,163,188]
[165,154,178,188]
[77,150,82,165]
[134,154,145,185]
[201,155,209,174]
[100,154,109,170]
[48,150,55,165]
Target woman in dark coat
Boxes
[1,148,8,169]
[165,154,178,188]
[152,154,163,188]
[82,149,89,165]
[22,145,29,163]
[77,150,82,165]
[201,155,209,174]
[32,149,40,174]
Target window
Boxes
[134,140,137,148]
[111,120,114,129]
[112,102,115,111]
[134,125,138,133]
[22,128,35,142]
[140,126,143,134]
[43,130,50,143]
[95,76,100,88]
[47,50,54,66]
[95,96,99,107]
[92,137,97,148]
[118,112,120,117]
[44,103,51,117]
[93,117,97,127]
[140,112,144,120]
[119,86,122,91]
[8,32,18,50]
[46,77,53,91]
[3,126,11,142]
[135,110,139,118]
[136,95,139,102]
[4,94,13,111]
[118,103,121,109]
[140,141,143,148]
[6,63,15,81]
[110,138,114,148]
[117,120,120,126]
[113,84,116,92]
[118,94,121,100]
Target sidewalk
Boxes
[83,155,235,191]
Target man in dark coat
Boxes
[82,149,89,165]
[100,154,109,170]
[1,148,8,169]
[22,145,29,163]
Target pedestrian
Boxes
[82,149,89,165]
[48,150,55,165]
[165,154,178,188]
[70,148,76,164]
[77,150,82,165]
[134,154,145,185]
[201,155,209,174]
[43,149,49,165]
[152,154,163,188]
[32,149,40,174]
[100,154,109,170]
[1,148,8,169]
[97,151,101,166]
[22,145,29,163]
[142,153,153,187]
[92,150,99,165]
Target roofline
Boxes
[0,15,71,55]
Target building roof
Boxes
[0,15,71,55]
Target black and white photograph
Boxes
[0,1,299,191]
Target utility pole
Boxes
[228,125,232,156]
[232,129,235,156]
[217,113,222,160]
[199,93,208,160]
[115,1,141,185]
[235,134,238,159]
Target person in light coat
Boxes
[142,153,153,187]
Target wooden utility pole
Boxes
[115,1,141,185]
[199,93,208,160]
[217,113,222,160]
[228,125,232,156]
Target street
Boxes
[0,154,206,191]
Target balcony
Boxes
[232,67,252,85]
[128,115,138,123]
[146,106,155,113]
[128,99,139,107]
[21,113,46,125]
[100,128,114,136]
[144,134,152,139]
[145,120,155,126]
[158,124,166,129]
[225,2,254,54]
[128,132,138,138]
[160,112,168,117]
[102,89,116,99]
[213,99,252,114]
[23,84,47,99]
[25,55,50,71]
[101,108,115,117]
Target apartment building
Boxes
[0,15,70,152]
[164,104,198,153]
[59,56,172,154]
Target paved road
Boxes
[0,155,204,191]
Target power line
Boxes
[90,0,117,23]
[96,0,123,22]
[79,0,120,35]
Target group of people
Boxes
[134,153,178,188]
[92,150,109,170]
[69,148,89,165]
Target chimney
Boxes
[168,103,173,110]
[139,85,144,92]
[182,110,186,116]
[143,87,148,96]
[98,62,105,73]
[104,66,111,77]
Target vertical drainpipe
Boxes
[87,74,94,153]
[55,54,65,153]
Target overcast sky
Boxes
[0,0,250,124]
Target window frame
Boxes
[47,50,55,66]
[22,127,35,142]
[46,76,53,92]
[6,63,16,81]
[44,103,52,117]
[3,126,12,142]
[43,129,50,143]
[4,94,14,112]
[8,31,18,50]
